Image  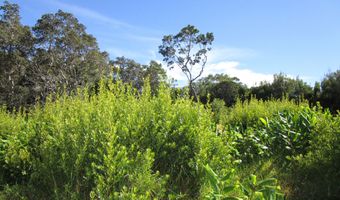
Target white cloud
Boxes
[166,61,273,87]
[164,46,272,87]
[205,61,273,86]
[166,65,187,82]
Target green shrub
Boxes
[2,80,339,199]
[222,97,303,129]
[220,98,310,163]
[287,111,340,200]
[201,164,284,200]
[0,81,232,199]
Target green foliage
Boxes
[1,79,340,199]
[0,1,111,110]
[159,24,214,99]
[222,97,302,131]
[250,73,313,102]
[210,98,228,123]
[0,80,231,199]
[239,174,284,200]
[286,111,340,199]
[215,96,340,199]
[0,84,166,199]
[202,164,284,200]
[202,164,240,200]
[31,9,110,101]
[320,70,340,113]
[112,57,167,94]
[260,107,318,159]
[220,97,322,162]
[195,74,248,107]
[0,1,34,109]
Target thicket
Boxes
[215,98,340,200]
[0,80,339,199]
[0,81,233,199]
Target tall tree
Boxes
[320,70,340,113]
[0,1,34,109]
[112,57,167,93]
[159,25,214,99]
[112,56,145,91]
[30,10,110,100]
[312,81,321,106]
[195,74,248,106]
[250,73,313,102]
[143,60,167,94]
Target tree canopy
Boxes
[31,9,110,99]
[159,25,214,99]
[0,1,34,108]
[250,73,313,102]
[320,70,340,112]
[0,2,111,109]
[195,74,247,106]
[111,57,167,94]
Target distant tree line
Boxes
[1,1,339,113]
[194,71,340,113]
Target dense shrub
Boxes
[0,81,232,199]
[1,80,339,200]
[221,97,303,130]
[219,98,308,163]
[217,98,340,200]
[287,111,340,200]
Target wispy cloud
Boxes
[39,0,163,62]
[46,0,133,29]
[125,34,160,43]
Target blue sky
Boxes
[10,0,340,86]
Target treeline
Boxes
[195,71,340,113]
[0,1,166,110]
[1,1,339,113]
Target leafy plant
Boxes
[203,164,241,200]
[202,164,284,200]
[240,174,284,200]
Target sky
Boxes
[9,0,340,86]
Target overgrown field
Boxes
[0,81,339,199]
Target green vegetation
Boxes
[0,1,166,111]
[0,81,231,199]
[159,25,214,100]
[0,81,339,199]
[1,1,340,199]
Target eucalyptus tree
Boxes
[112,57,167,93]
[159,25,214,99]
[31,10,110,100]
[0,1,34,108]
